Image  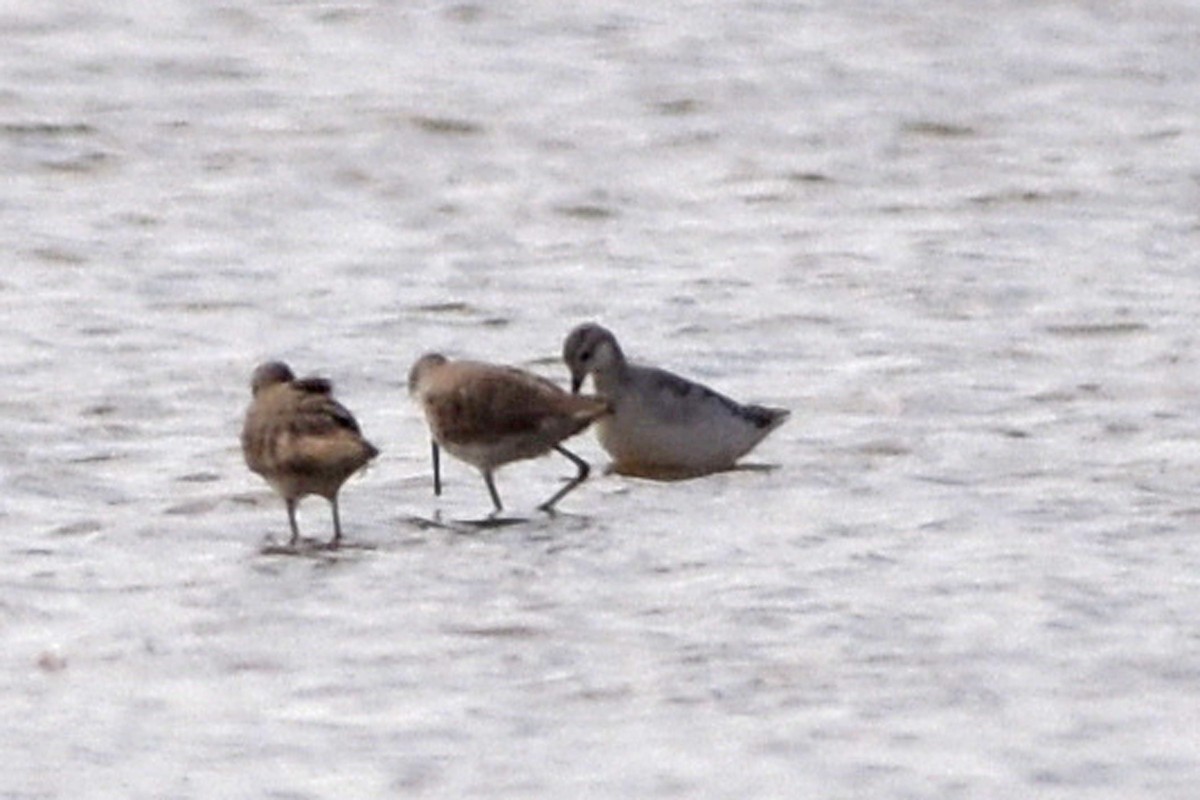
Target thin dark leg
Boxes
[483,470,503,513]
[286,498,301,546]
[328,495,343,549]
[432,441,442,496]
[538,445,591,512]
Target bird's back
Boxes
[242,379,378,499]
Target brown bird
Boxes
[407,353,609,513]
[241,361,379,548]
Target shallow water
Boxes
[3,1,1200,797]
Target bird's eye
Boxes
[580,350,592,363]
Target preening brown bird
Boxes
[241,361,379,548]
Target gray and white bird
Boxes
[562,323,788,478]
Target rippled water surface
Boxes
[4,1,1200,797]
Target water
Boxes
[3,0,1200,797]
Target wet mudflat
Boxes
[2,1,1200,797]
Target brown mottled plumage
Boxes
[241,361,379,547]
[407,353,609,513]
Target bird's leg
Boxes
[538,445,591,512]
[432,441,442,496]
[483,470,503,513]
[286,498,301,547]
[328,495,343,549]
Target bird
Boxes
[241,361,379,548]
[407,352,610,514]
[561,323,789,478]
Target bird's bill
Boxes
[570,371,584,394]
